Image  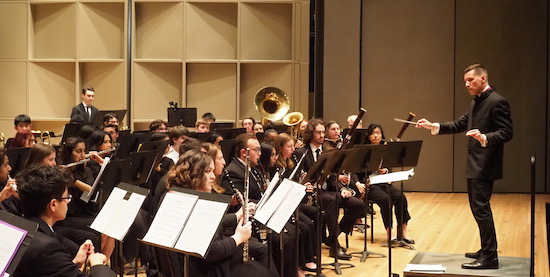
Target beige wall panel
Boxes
[240,63,293,120]
[79,62,126,110]
[28,62,75,119]
[0,120,13,139]
[186,3,237,60]
[361,0,455,191]
[0,62,27,118]
[187,63,237,121]
[323,0,360,125]
[78,3,124,59]
[293,2,310,62]
[133,62,182,120]
[455,0,547,192]
[135,2,183,59]
[0,3,27,59]
[31,3,76,59]
[240,3,293,60]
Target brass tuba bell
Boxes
[254,87,290,122]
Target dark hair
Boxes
[24,143,56,169]
[179,137,202,155]
[302,118,325,145]
[17,166,70,218]
[86,130,111,151]
[12,130,34,148]
[206,132,222,143]
[14,114,31,126]
[149,119,168,132]
[102,124,118,133]
[70,114,86,123]
[82,87,94,95]
[76,125,96,140]
[464,63,488,77]
[233,133,257,157]
[241,117,255,126]
[59,137,87,181]
[102,113,118,124]
[259,142,274,174]
[366,123,386,143]
[169,126,190,140]
[167,150,212,191]
[202,112,216,122]
[150,132,169,142]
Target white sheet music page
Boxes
[257,173,279,211]
[266,179,306,233]
[369,168,415,184]
[254,178,293,225]
[81,157,110,202]
[174,199,227,257]
[143,191,199,248]
[0,221,27,276]
[90,187,147,241]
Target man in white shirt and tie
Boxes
[71,87,98,123]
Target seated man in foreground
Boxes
[14,165,115,277]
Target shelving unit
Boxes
[0,0,308,134]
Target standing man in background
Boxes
[71,87,98,123]
[417,64,513,269]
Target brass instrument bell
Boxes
[254,87,290,121]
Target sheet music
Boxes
[81,157,110,202]
[257,173,280,211]
[254,178,293,225]
[174,199,228,257]
[266,180,306,233]
[0,221,27,276]
[142,191,199,247]
[369,168,415,184]
[90,187,146,241]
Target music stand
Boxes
[340,144,387,262]
[93,110,127,128]
[116,133,146,159]
[342,128,368,147]
[138,140,170,171]
[97,159,132,205]
[61,123,93,143]
[125,150,158,187]
[211,122,233,130]
[6,147,31,177]
[0,210,38,276]
[219,139,236,164]
[167,108,197,127]
[380,141,422,277]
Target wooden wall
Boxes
[323,0,549,193]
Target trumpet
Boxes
[40,131,51,145]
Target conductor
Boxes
[71,87,98,123]
[417,64,512,270]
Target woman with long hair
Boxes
[365,123,414,244]
[161,150,276,277]
[11,130,36,148]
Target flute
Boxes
[60,158,91,168]
[84,147,116,158]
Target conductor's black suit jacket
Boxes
[70,103,99,123]
[439,88,513,180]
[13,217,115,277]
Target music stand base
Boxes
[349,250,386,263]
[381,240,415,250]
[321,262,355,275]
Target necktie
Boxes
[86,106,91,121]
[315,148,320,162]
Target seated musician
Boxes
[102,112,119,127]
[293,119,354,260]
[102,124,119,145]
[5,114,33,148]
[220,133,299,277]
[149,119,168,133]
[14,165,115,277]
[85,130,114,179]
[12,130,36,148]
[365,123,414,244]
[253,122,264,134]
[323,121,342,150]
[166,126,190,163]
[241,117,255,134]
[158,150,277,277]
[0,150,17,208]
[195,119,210,133]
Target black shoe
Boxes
[465,250,481,259]
[329,247,352,260]
[403,238,415,244]
[461,257,499,269]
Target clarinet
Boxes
[242,148,251,262]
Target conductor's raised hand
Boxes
[416,118,434,130]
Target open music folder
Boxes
[89,182,149,241]
[141,188,231,258]
[254,178,306,234]
[0,211,38,276]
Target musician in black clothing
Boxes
[293,119,353,260]
[70,87,98,123]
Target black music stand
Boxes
[116,133,141,159]
[97,159,132,205]
[61,123,93,143]
[6,147,31,177]
[339,144,387,262]
[211,122,233,130]
[167,108,197,127]
[0,210,38,276]
[125,150,158,187]
[380,140,422,277]
[219,139,236,164]
[93,110,127,128]
[215,128,246,140]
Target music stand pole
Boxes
[530,155,535,277]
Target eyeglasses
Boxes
[57,194,72,203]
